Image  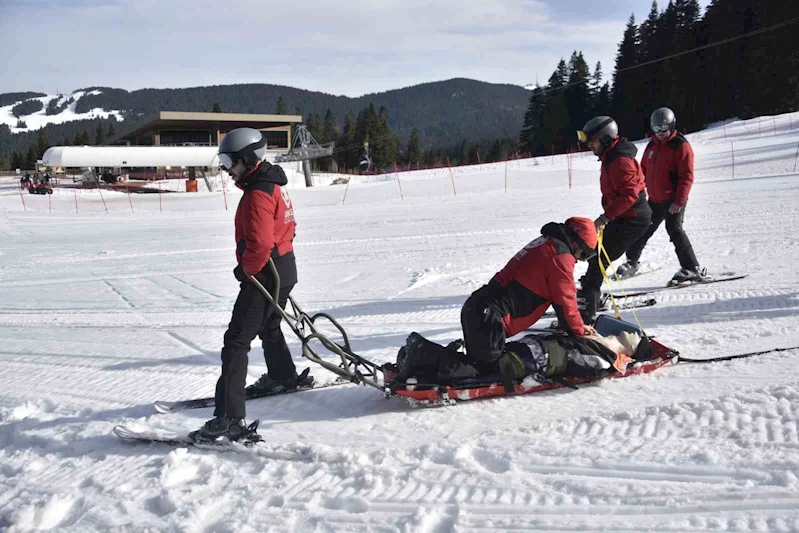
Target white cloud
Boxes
[0,0,706,96]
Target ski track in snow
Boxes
[1,113,799,531]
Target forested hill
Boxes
[80,78,528,145]
[0,78,530,159]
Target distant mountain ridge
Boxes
[0,79,530,158]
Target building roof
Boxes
[42,146,220,167]
[111,111,303,144]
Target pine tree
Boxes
[11,151,22,170]
[566,51,592,150]
[306,113,323,144]
[95,124,105,145]
[61,136,71,146]
[590,62,604,114]
[612,15,645,137]
[638,0,662,108]
[108,121,116,138]
[321,109,338,144]
[0,155,8,171]
[519,86,548,156]
[317,108,338,171]
[276,97,286,114]
[540,60,571,154]
[337,113,356,171]
[36,130,50,159]
[487,138,511,162]
[25,144,38,169]
[405,127,423,165]
[212,102,222,113]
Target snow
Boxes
[0,90,123,133]
[1,111,799,531]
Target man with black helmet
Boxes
[576,116,652,324]
[614,107,704,285]
[191,127,301,442]
[460,217,600,376]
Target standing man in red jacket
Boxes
[576,116,652,324]
[615,107,703,284]
[192,128,300,443]
[460,217,599,374]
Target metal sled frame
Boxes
[247,260,385,391]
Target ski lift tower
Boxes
[274,124,334,187]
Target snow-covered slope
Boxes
[0,89,123,133]
[1,111,798,531]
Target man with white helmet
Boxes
[192,128,301,442]
[615,107,703,284]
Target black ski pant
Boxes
[626,200,699,270]
[582,216,651,296]
[213,278,296,419]
[461,282,507,372]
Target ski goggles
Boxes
[577,241,597,260]
[651,123,672,133]
[218,152,237,171]
[576,130,589,143]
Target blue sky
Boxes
[0,0,712,97]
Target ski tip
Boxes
[153,401,176,414]
[113,425,137,439]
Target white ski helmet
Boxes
[218,128,268,170]
[650,107,676,134]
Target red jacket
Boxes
[599,138,649,220]
[641,132,694,206]
[234,162,296,275]
[492,223,586,336]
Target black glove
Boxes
[233,264,247,282]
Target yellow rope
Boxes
[596,229,645,331]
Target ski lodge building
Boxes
[41,111,304,185]
[109,111,302,150]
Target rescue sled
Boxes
[383,315,678,406]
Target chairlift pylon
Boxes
[274,124,334,163]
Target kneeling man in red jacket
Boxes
[461,217,599,373]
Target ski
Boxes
[114,420,264,449]
[609,273,748,299]
[543,297,656,319]
[154,369,352,414]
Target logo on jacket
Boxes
[513,236,546,260]
[281,187,295,222]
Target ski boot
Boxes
[576,288,599,325]
[246,369,309,396]
[497,349,527,393]
[596,292,611,312]
[189,417,262,444]
[668,266,706,286]
[614,261,639,279]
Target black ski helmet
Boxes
[650,107,676,134]
[218,128,268,170]
[579,116,618,148]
